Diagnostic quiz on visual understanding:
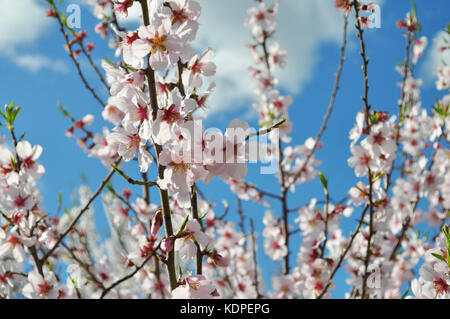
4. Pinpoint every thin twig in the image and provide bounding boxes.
[138,0,177,291]
[41,158,121,263]
[286,14,349,189]
[112,165,157,186]
[250,218,262,298]
[317,205,369,299]
[236,198,246,235]
[352,2,376,298]
[100,255,153,299]
[245,119,285,141]
[49,1,106,108]
[384,32,414,192]
[190,185,203,274]
[80,44,110,91]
